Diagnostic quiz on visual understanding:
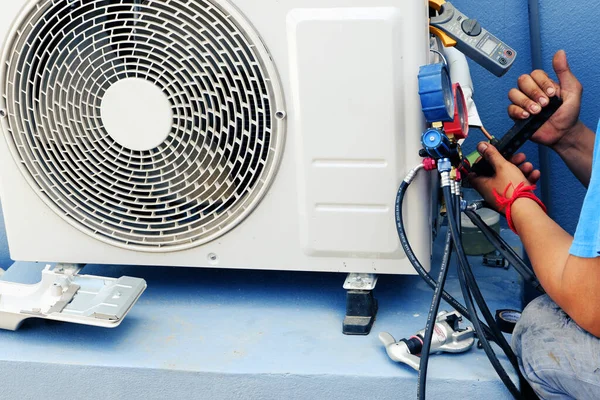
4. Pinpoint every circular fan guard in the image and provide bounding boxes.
[0,0,286,251]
